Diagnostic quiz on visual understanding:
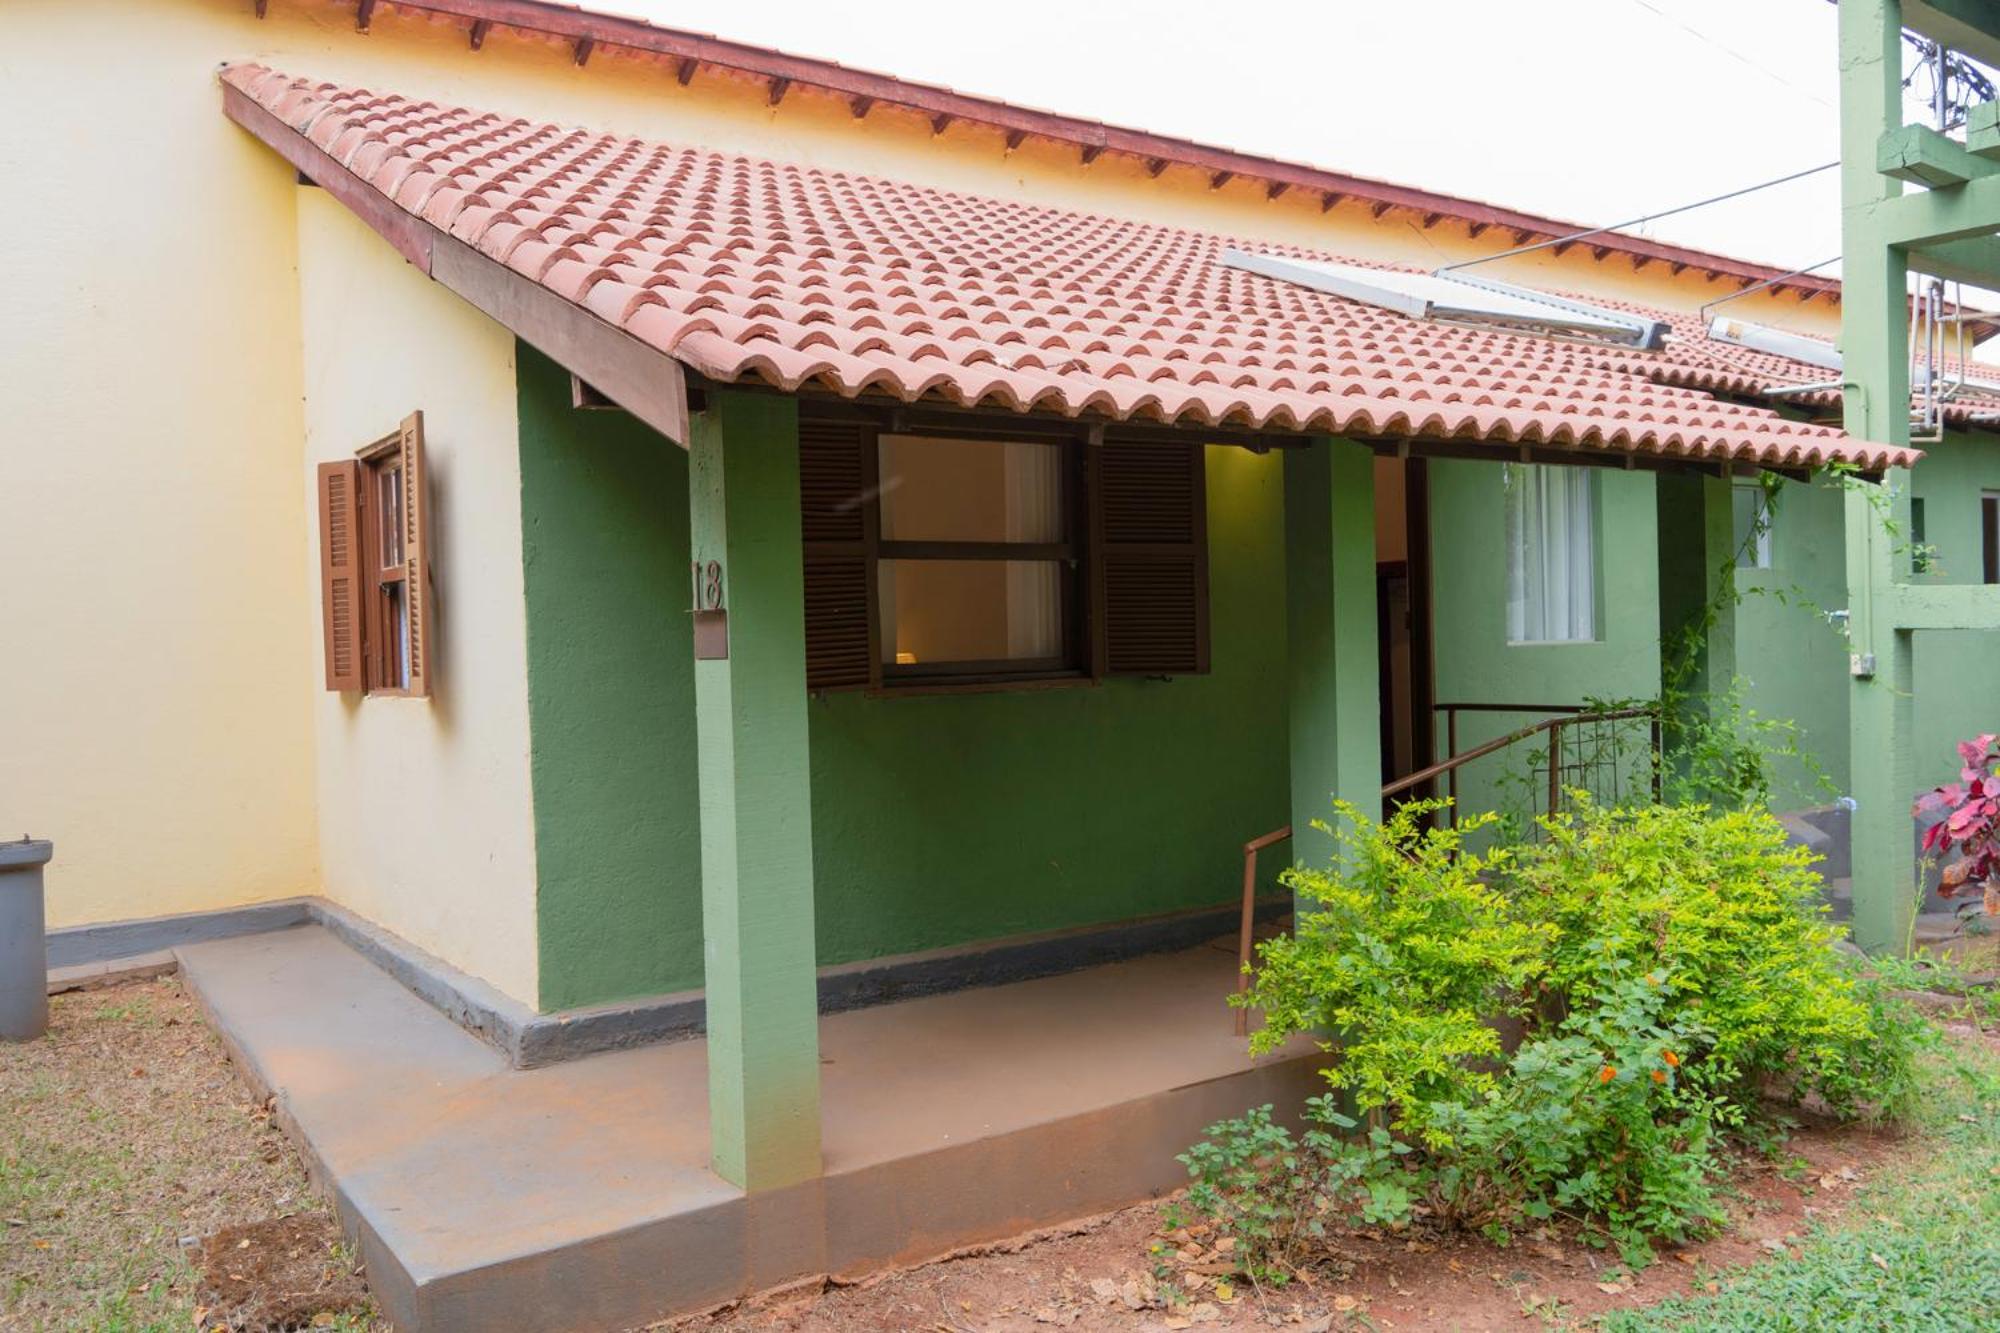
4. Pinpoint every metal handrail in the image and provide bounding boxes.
[1232,702,1662,1032]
